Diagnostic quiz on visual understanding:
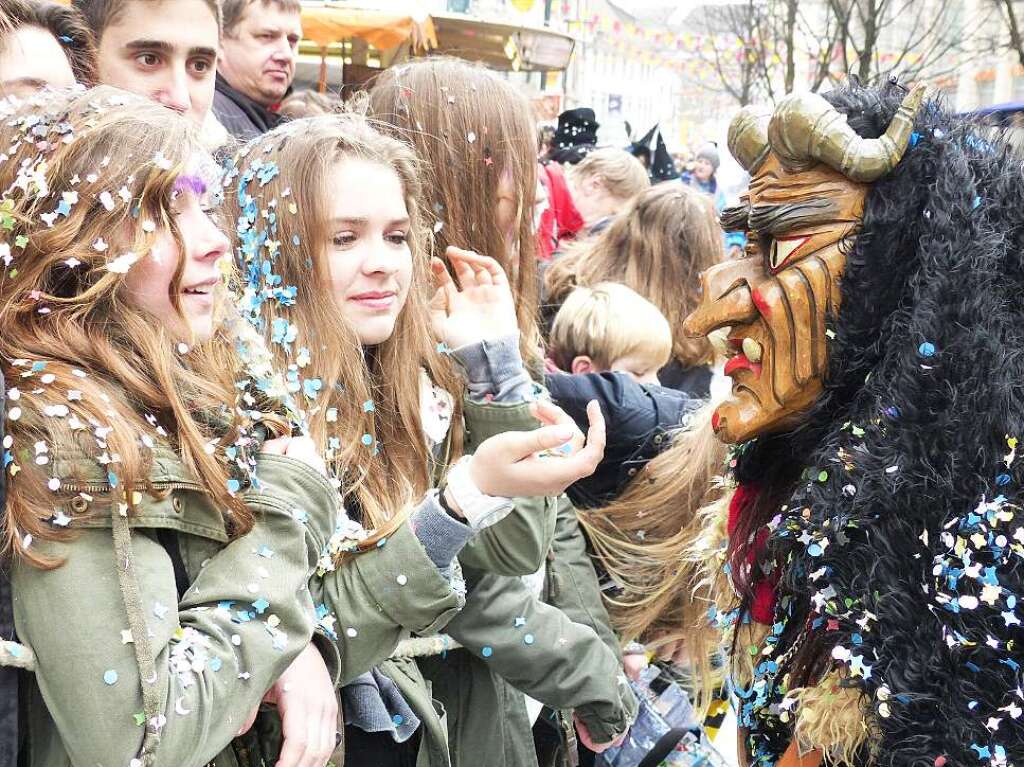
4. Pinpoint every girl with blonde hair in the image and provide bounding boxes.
[566,147,650,233]
[224,112,633,766]
[2,86,345,766]
[546,182,724,396]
